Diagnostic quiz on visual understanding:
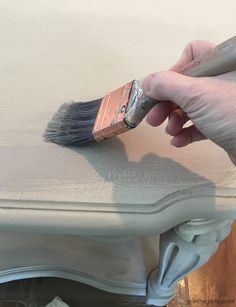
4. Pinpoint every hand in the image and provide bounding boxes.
[142,40,236,165]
